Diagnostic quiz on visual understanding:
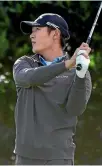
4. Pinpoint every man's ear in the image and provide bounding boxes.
[53,29,60,40]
